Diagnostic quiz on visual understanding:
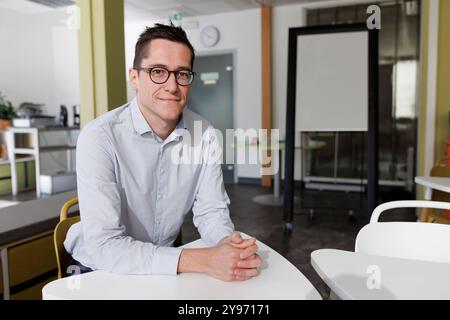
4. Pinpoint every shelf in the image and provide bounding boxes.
[38,126,80,132]
[4,126,78,197]
[10,146,76,155]
[40,145,76,152]
[0,156,35,165]
[12,148,36,155]
[8,126,80,133]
